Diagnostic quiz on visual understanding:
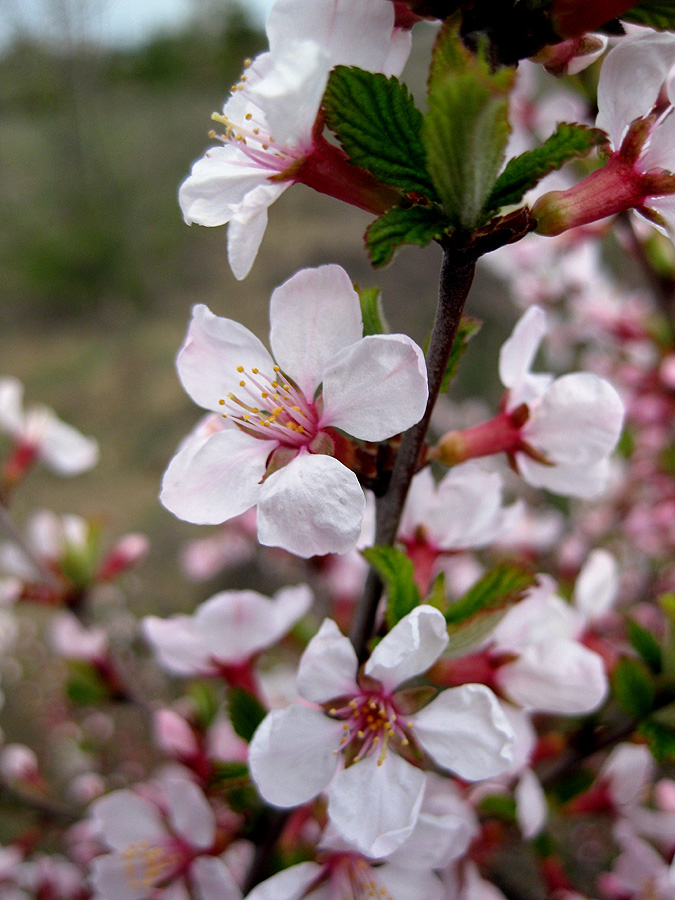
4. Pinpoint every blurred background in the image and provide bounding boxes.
[0,0,507,611]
